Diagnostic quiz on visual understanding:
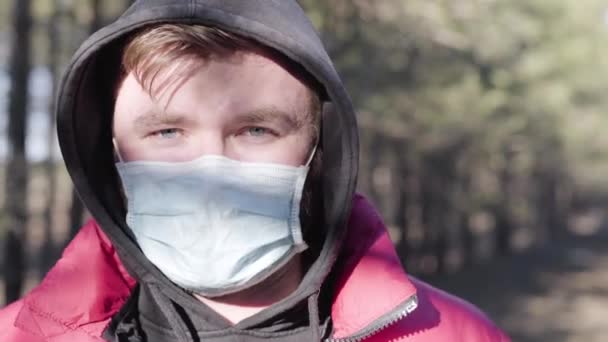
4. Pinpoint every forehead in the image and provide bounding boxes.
[115,51,313,121]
